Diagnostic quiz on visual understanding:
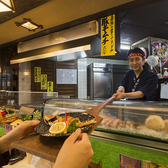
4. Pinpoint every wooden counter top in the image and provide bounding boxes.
[11,133,66,162]
[11,133,102,168]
